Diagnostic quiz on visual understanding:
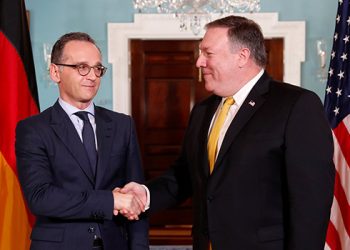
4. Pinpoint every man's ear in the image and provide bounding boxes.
[49,63,60,83]
[238,48,251,68]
